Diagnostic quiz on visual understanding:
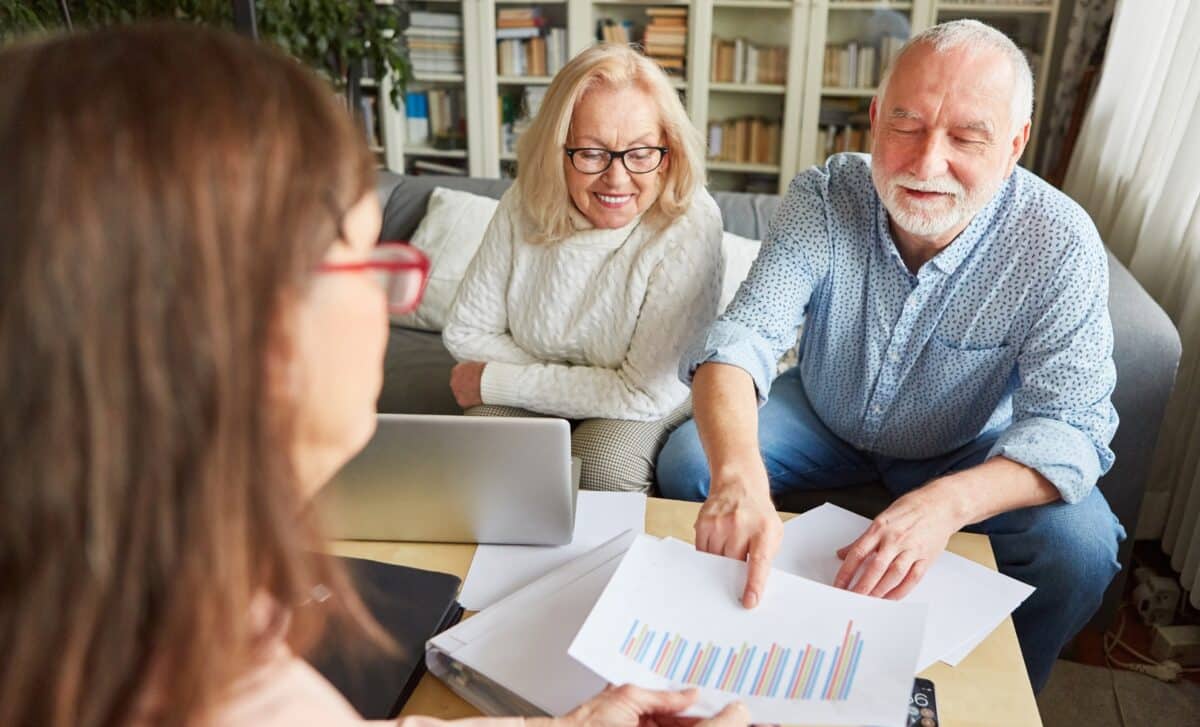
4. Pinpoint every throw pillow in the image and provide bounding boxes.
[718,231,802,374]
[391,187,500,331]
[719,231,762,313]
